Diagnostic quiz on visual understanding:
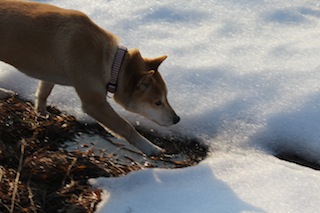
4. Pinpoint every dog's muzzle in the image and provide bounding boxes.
[173,115,180,124]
